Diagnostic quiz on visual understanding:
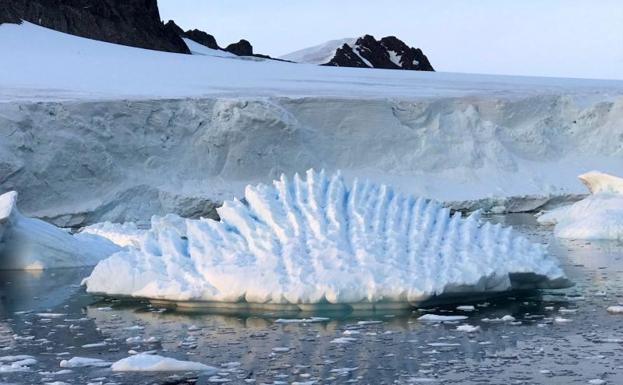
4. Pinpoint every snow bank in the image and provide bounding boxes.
[538,171,623,240]
[84,170,569,307]
[111,354,216,373]
[0,191,120,269]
